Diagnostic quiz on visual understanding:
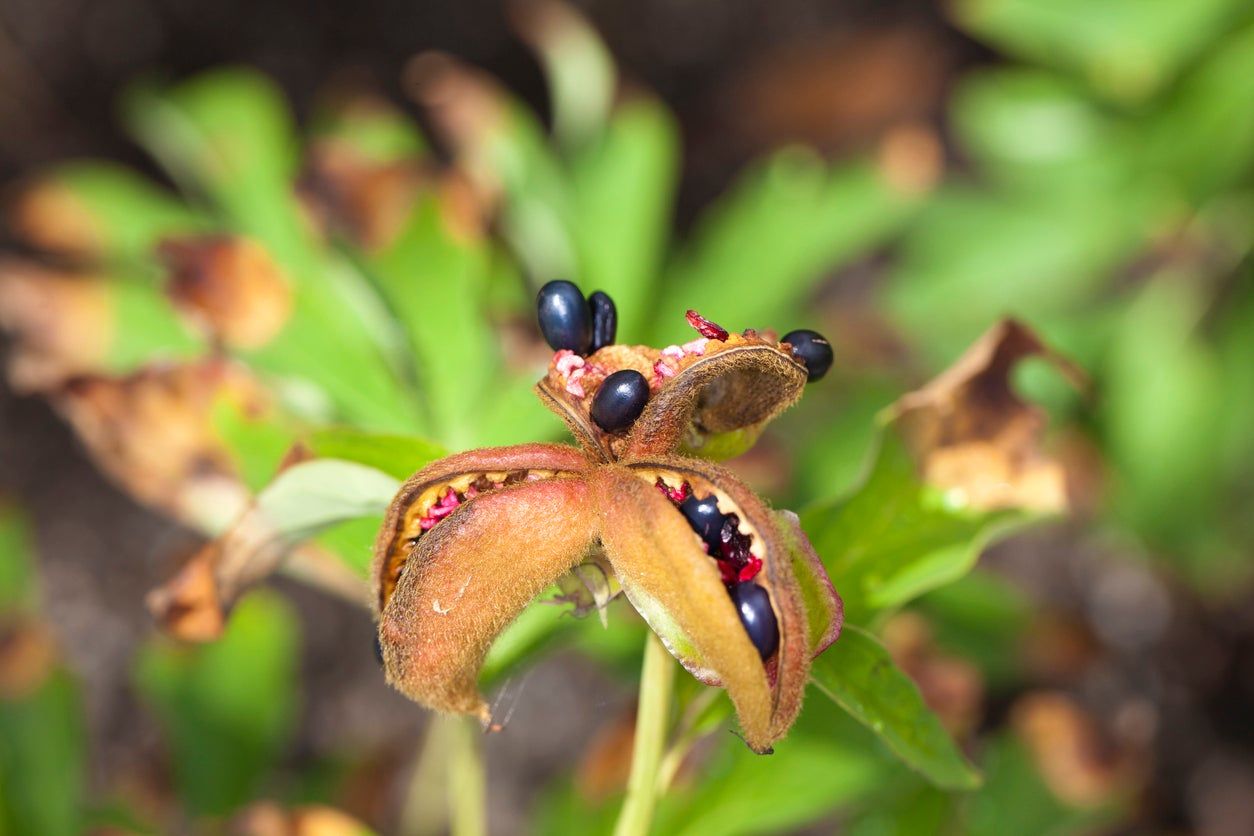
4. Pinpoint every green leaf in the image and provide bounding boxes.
[367,194,499,446]
[1143,23,1254,200]
[963,736,1119,835]
[951,0,1245,102]
[211,399,297,494]
[134,591,298,816]
[126,69,424,432]
[472,372,564,448]
[568,99,679,341]
[30,162,208,262]
[246,459,400,545]
[0,506,35,611]
[810,625,982,790]
[657,732,887,836]
[105,274,204,372]
[660,154,920,342]
[196,458,399,599]
[523,1,617,148]
[124,68,299,245]
[914,572,1033,689]
[485,101,577,282]
[0,671,86,836]
[314,516,384,579]
[950,68,1133,191]
[1099,275,1228,556]
[802,432,1030,624]
[305,427,445,480]
[885,185,1158,362]
[309,97,428,162]
[479,596,573,688]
